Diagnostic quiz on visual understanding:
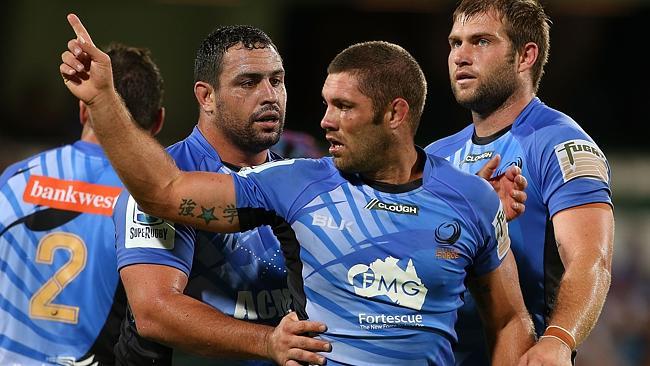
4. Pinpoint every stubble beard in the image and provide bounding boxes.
[217,107,285,154]
[332,113,390,175]
[453,57,518,116]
